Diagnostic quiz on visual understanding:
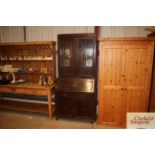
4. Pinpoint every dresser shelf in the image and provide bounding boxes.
[0,41,56,118]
